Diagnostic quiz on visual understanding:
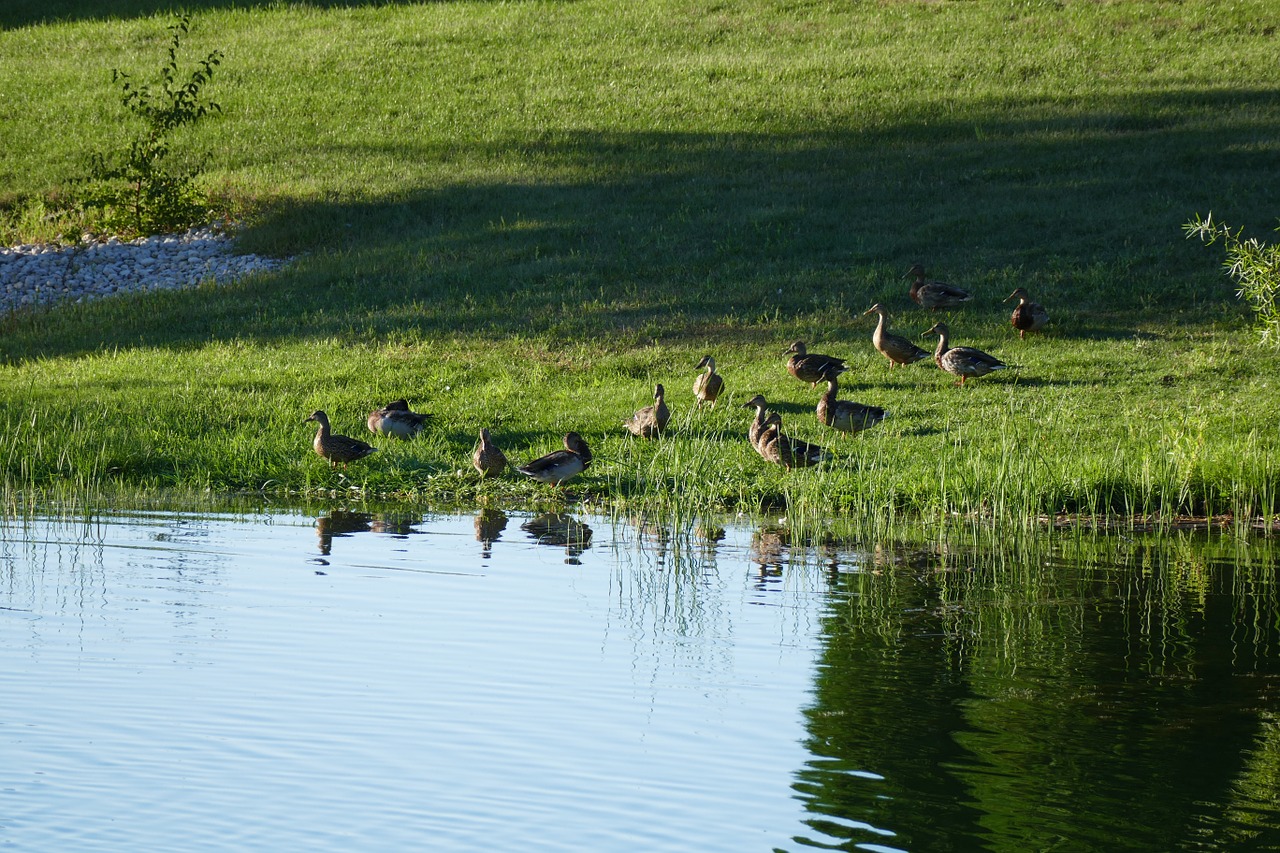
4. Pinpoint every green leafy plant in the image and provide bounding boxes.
[85,15,222,236]
[1186,213,1280,348]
